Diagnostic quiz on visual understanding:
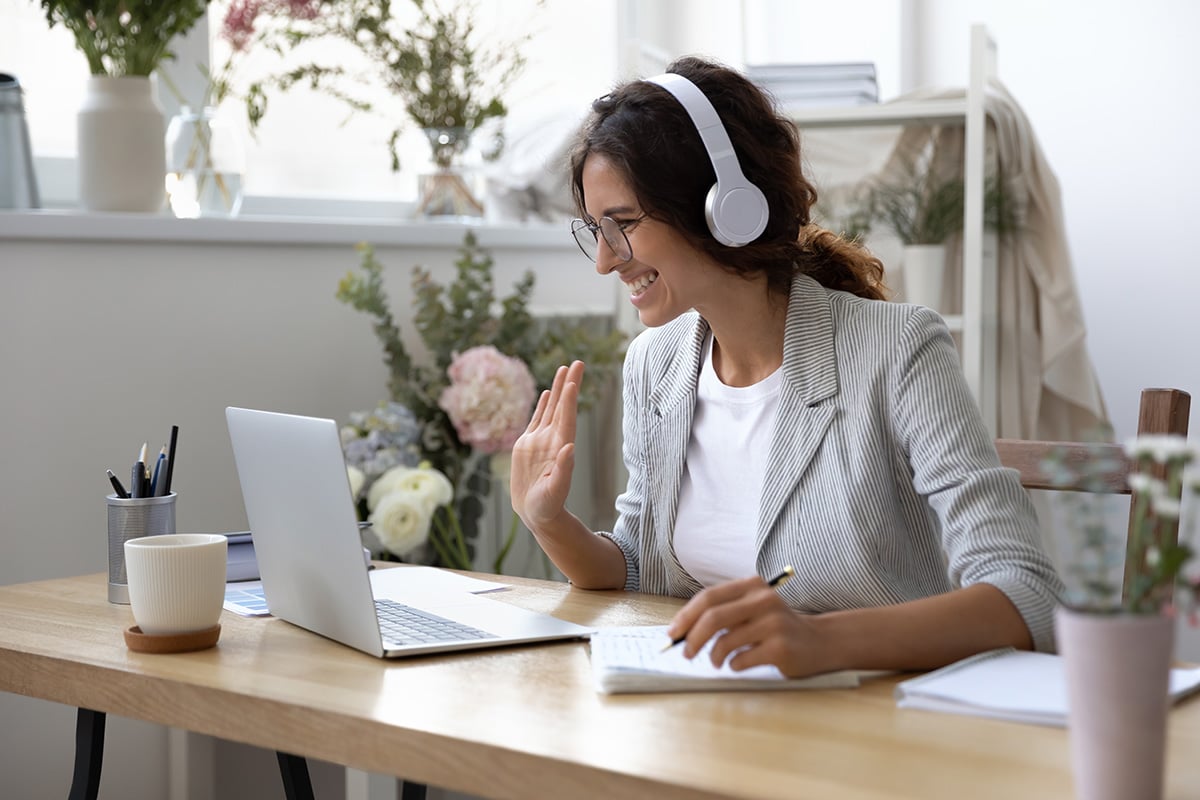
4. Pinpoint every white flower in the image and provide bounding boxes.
[369,490,432,556]
[392,465,454,510]
[1125,435,1195,464]
[347,465,365,500]
[1127,472,1158,493]
[1146,546,1161,568]
[368,466,416,511]
[367,464,453,512]
[1151,495,1182,519]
